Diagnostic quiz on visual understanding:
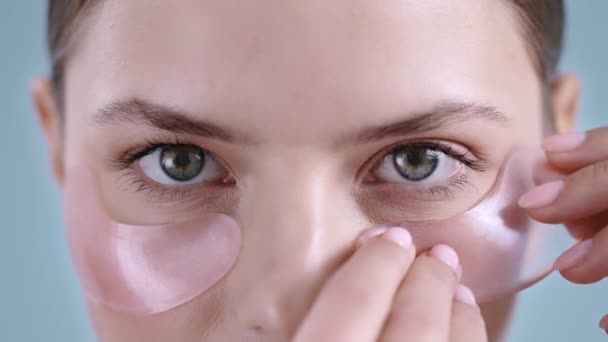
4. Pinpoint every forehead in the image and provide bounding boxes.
[65,0,538,143]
